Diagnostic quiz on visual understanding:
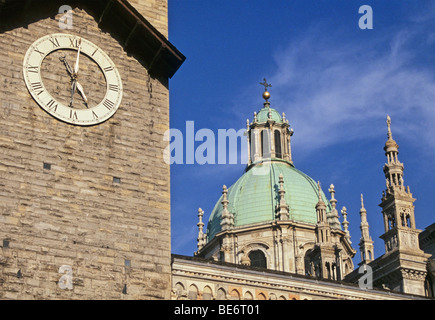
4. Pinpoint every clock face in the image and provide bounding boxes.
[23,33,123,125]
